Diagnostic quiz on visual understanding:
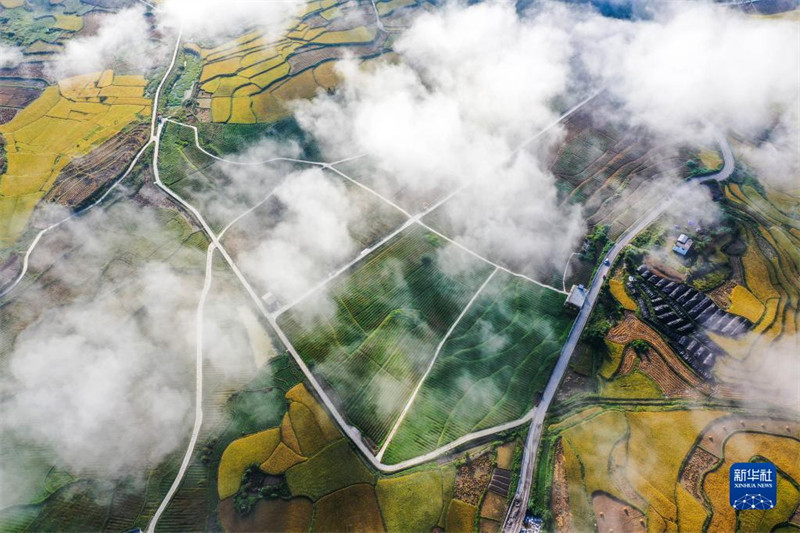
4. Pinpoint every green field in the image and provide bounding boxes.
[278,225,495,447]
[382,271,572,463]
[279,227,573,460]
